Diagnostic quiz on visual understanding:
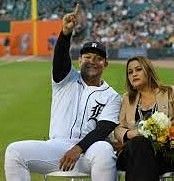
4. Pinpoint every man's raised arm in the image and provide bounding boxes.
[52,4,80,83]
